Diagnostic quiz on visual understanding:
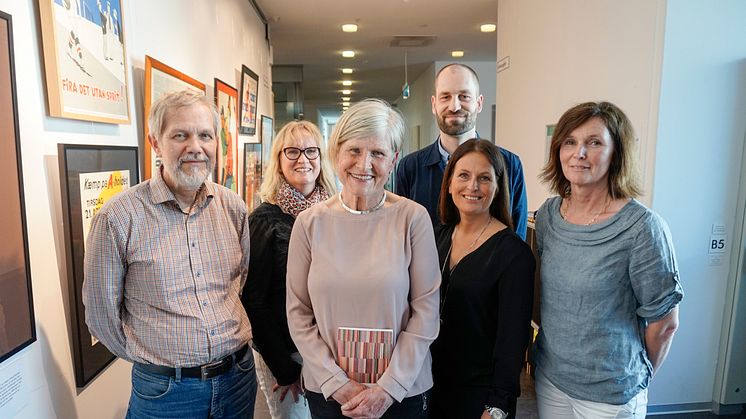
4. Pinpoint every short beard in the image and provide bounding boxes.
[163,154,213,191]
[437,111,477,136]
